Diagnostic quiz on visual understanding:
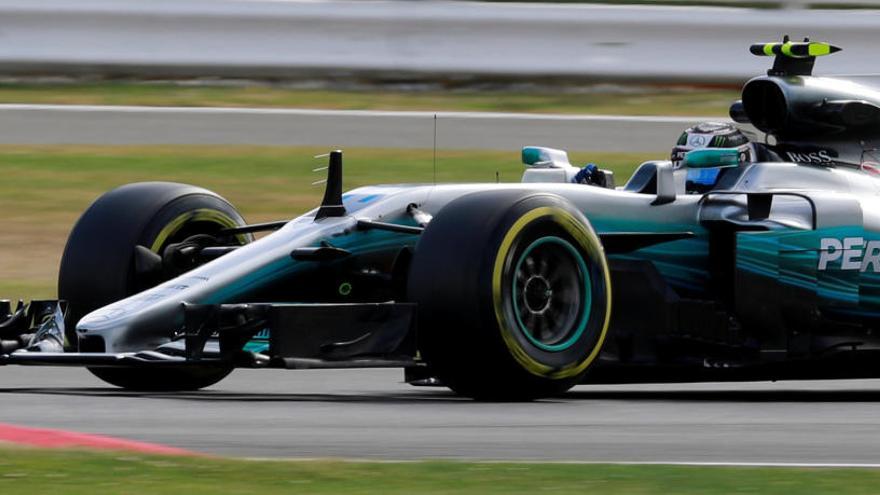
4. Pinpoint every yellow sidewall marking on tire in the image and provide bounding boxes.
[491,206,612,379]
[150,209,243,253]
